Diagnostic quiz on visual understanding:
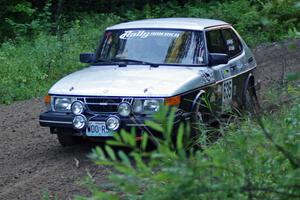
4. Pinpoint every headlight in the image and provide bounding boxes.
[54,97,76,111]
[73,114,87,129]
[143,99,160,113]
[118,102,132,117]
[71,101,85,115]
[133,99,163,114]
